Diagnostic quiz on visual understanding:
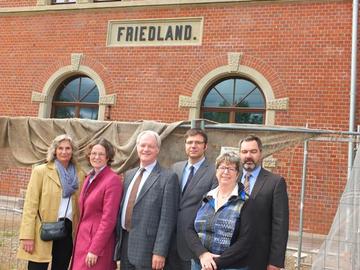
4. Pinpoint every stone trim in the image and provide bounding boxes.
[37,56,107,120]
[267,97,289,111]
[78,0,93,3]
[178,95,198,108]
[187,53,276,124]
[263,156,277,168]
[1,1,279,13]
[228,52,243,72]
[31,91,48,103]
[36,0,50,5]
[71,53,83,71]
[99,94,116,105]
